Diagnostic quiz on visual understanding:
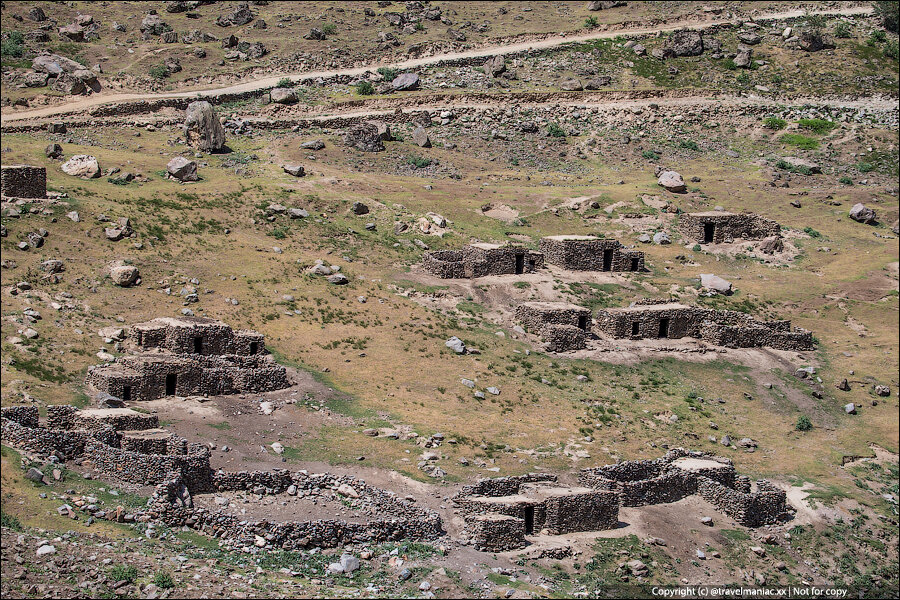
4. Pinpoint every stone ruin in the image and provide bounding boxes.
[454,474,619,551]
[85,316,290,401]
[594,300,815,351]
[678,212,781,245]
[1,165,47,199]
[515,302,592,352]
[1,404,444,550]
[579,448,791,528]
[422,243,543,279]
[540,235,645,272]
